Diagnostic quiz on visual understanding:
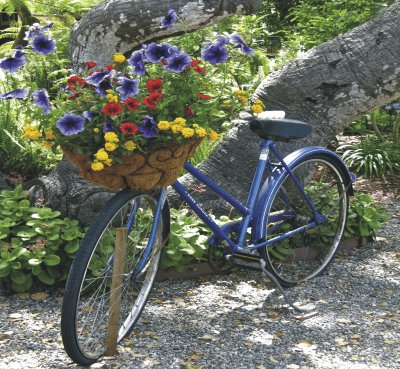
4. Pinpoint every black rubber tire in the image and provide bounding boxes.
[259,154,349,287]
[61,188,167,365]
